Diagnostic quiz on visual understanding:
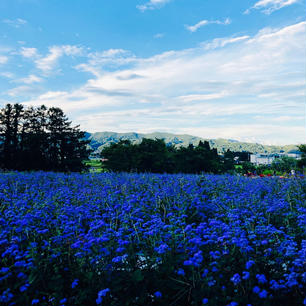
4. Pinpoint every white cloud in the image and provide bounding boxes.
[202,36,250,50]
[0,55,8,64]
[75,48,135,77]
[178,92,229,102]
[20,47,39,58]
[21,21,306,145]
[39,91,68,100]
[2,18,27,28]
[35,45,84,73]
[177,124,305,145]
[137,0,171,12]
[186,18,231,32]
[16,74,43,84]
[0,72,14,78]
[244,0,299,14]
[154,33,165,39]
[7,85,40,97]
